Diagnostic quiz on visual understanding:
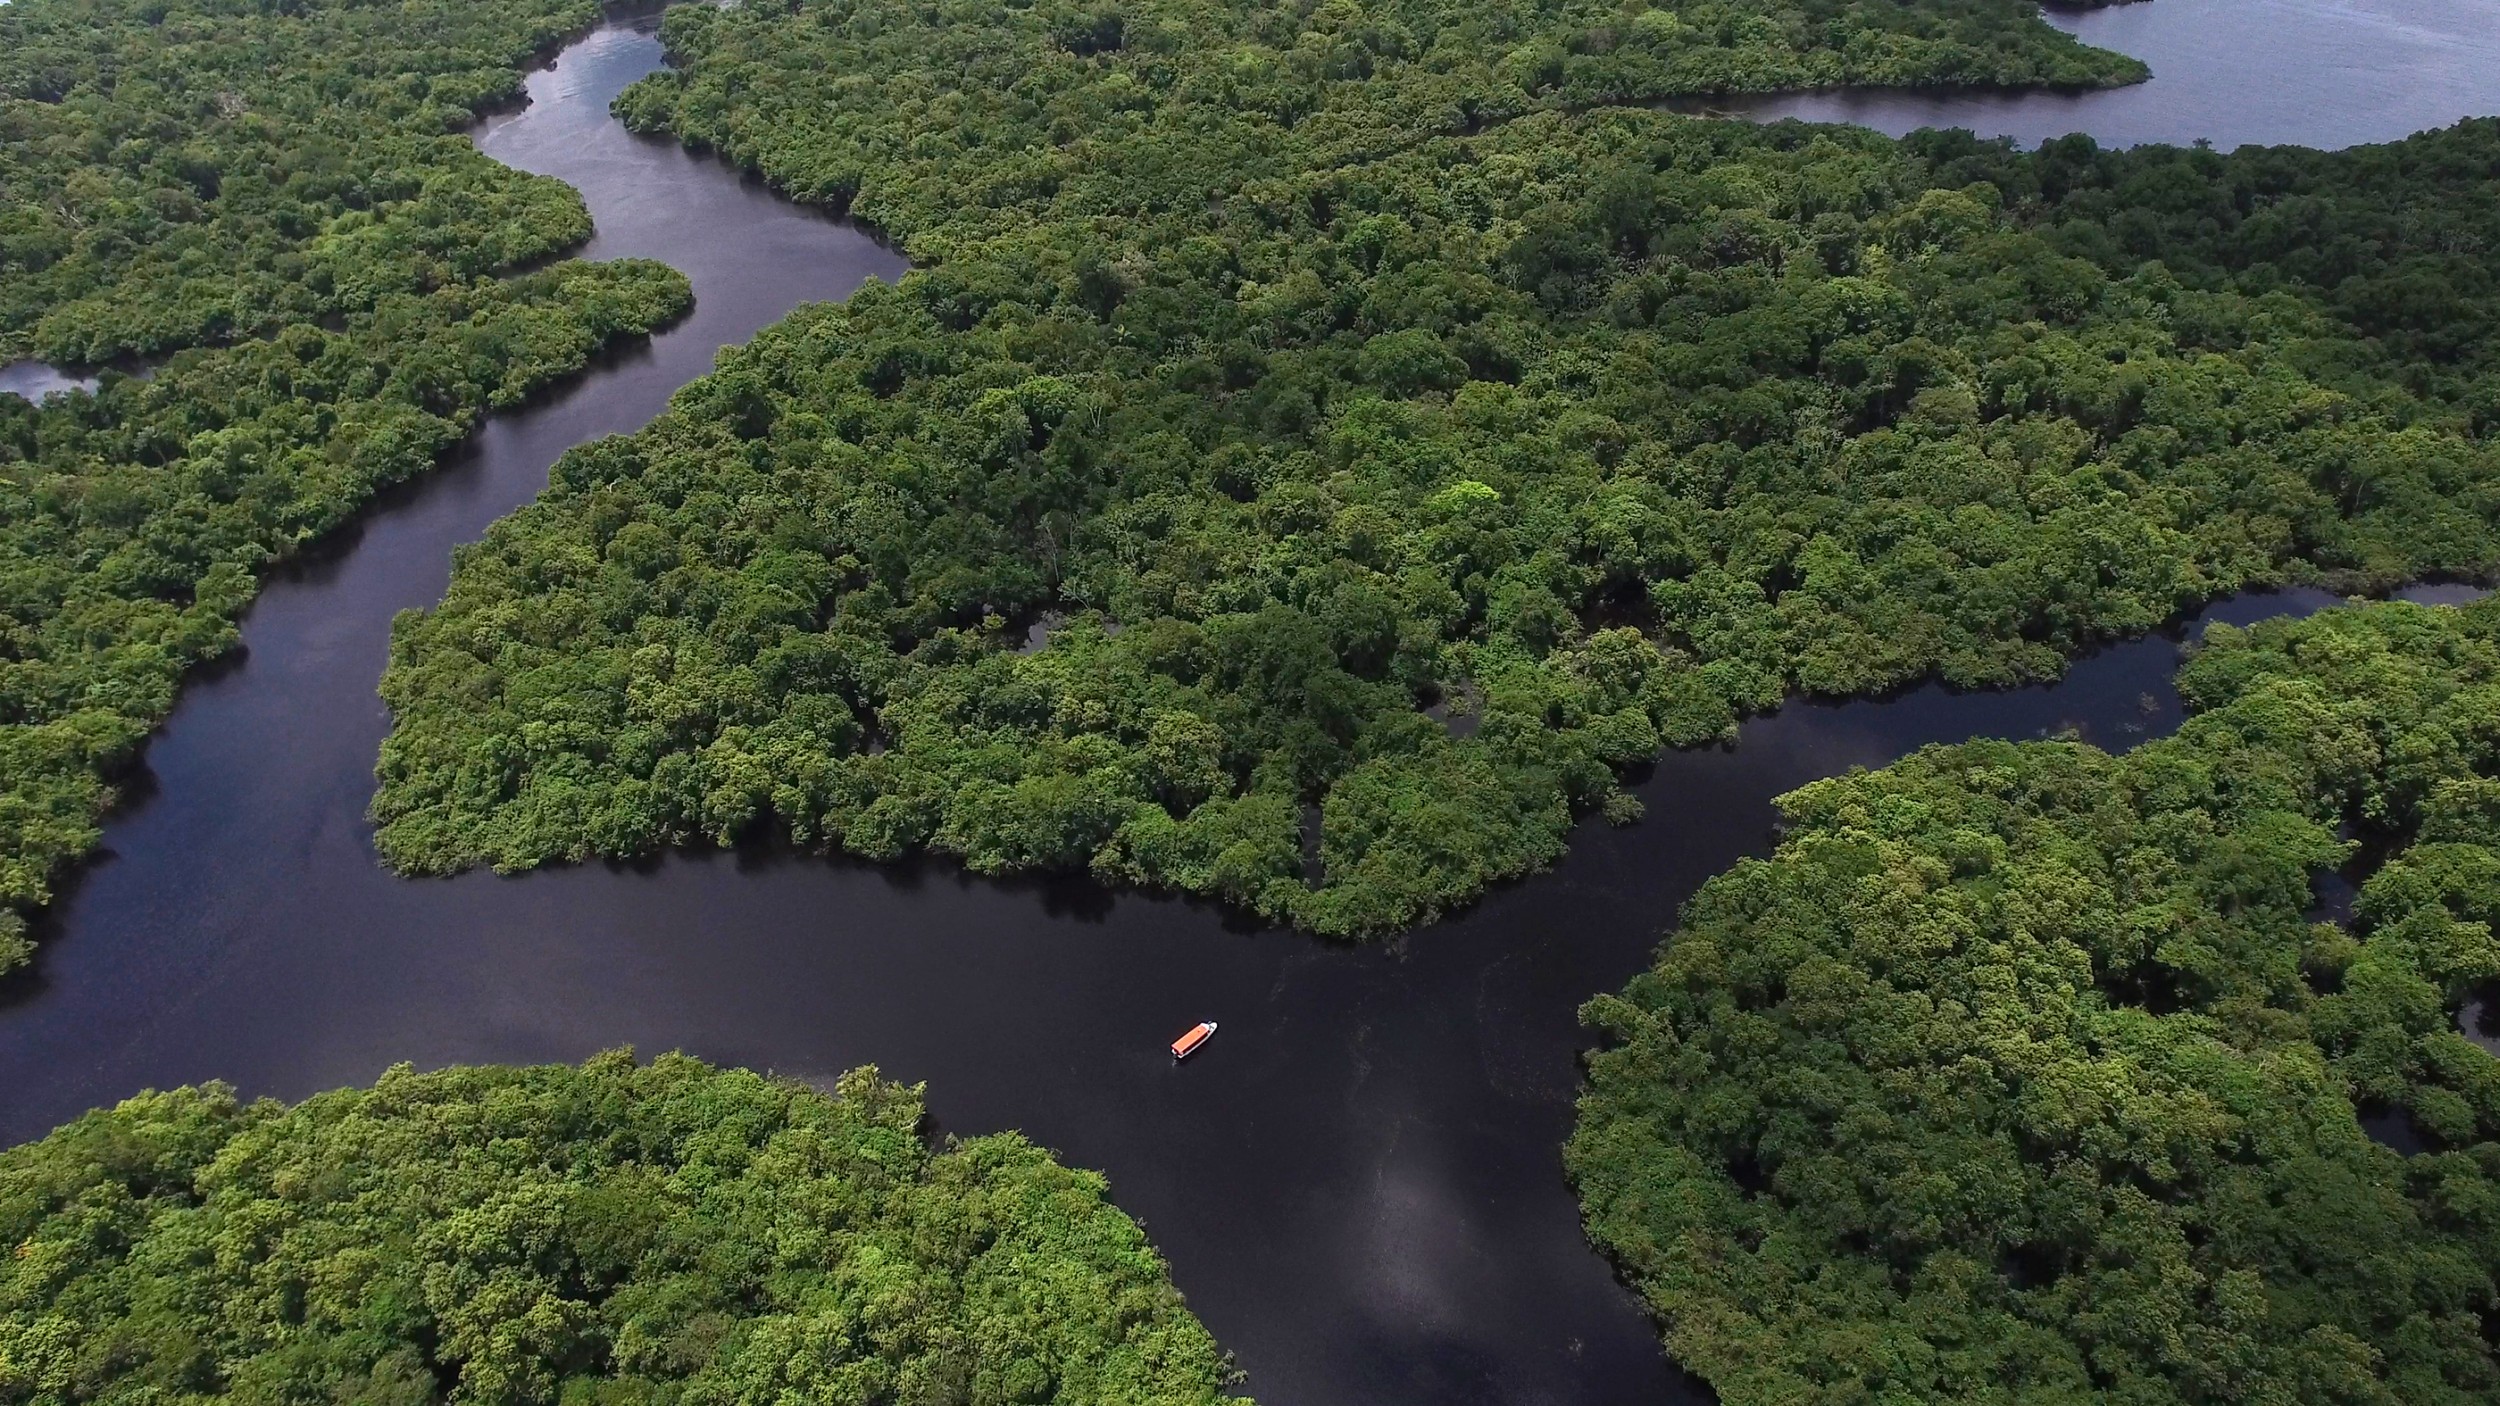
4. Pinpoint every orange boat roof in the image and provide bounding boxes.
[1170,1021,1216,1058]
